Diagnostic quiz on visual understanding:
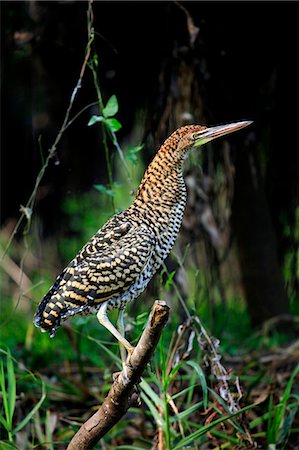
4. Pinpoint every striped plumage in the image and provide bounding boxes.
[34,122,252,345]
